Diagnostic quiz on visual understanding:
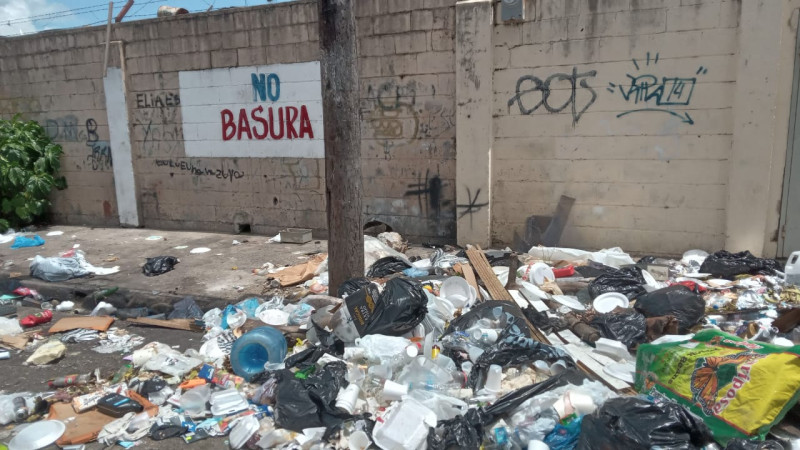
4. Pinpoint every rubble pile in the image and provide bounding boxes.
[1,236,800,449]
